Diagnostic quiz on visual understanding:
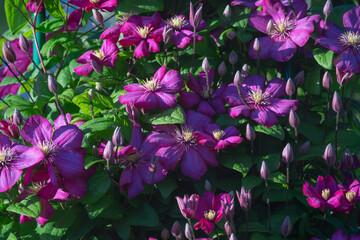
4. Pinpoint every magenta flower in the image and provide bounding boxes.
[100,14,132,41]
[180,69,226,116]
[316,6,360,73]
[248,0,320,62]
[0,135,43,192]
[176,194,200,219]
[21,115,85,188]
[327,180,360,214]
[68,0,119,12]
[119,12,164,58]
[53,113,86,129]
[303,175,338,211]
[193,191,230,234]
[0,117,20,139]
[231,0,262,10]
[26,0,44,13]
[225,74,298,127]
[74,39,119,76]
[194,123,243,150]
[119,66,184,110]
[311,229,360,240]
